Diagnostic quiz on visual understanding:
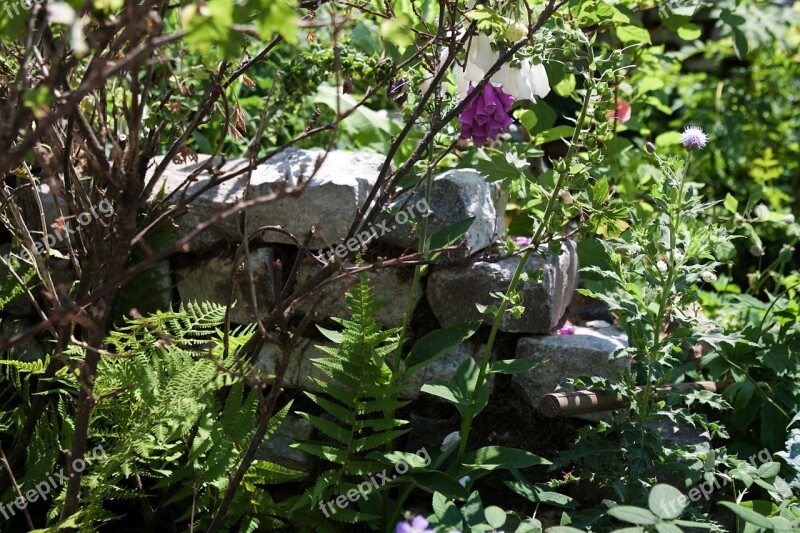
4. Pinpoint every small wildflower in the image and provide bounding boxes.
[513,236,531,247]
[750,244,765,257]
[441,431,461,451]
[396,515,435,533]
[656,260,668,272]
[681,126,708,151]
[701,271,717,283]
[784,214,796,224]
[608,99,631,123]
[557,325,575,335]
[671,249,685,263]
[459,83,515,147]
